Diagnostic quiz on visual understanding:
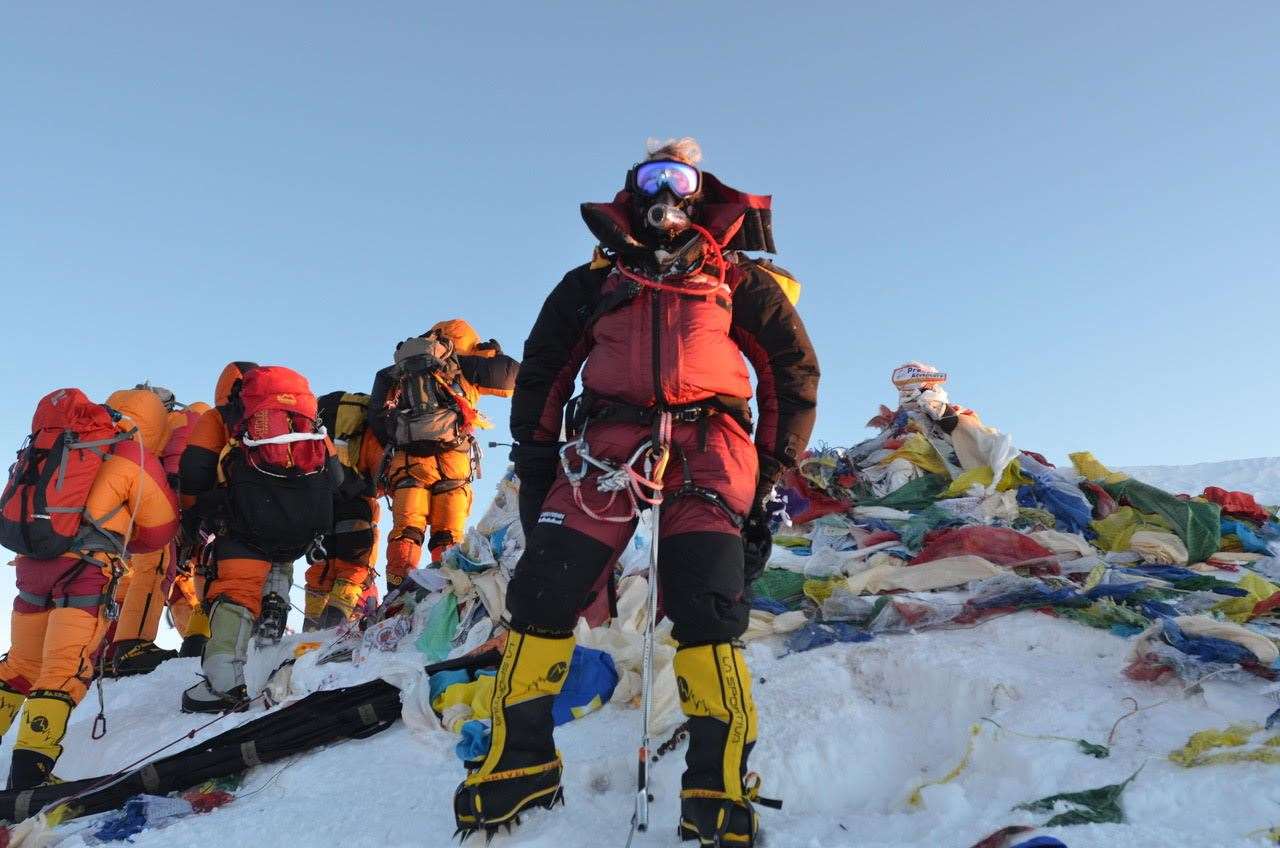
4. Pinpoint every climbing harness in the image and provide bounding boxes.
[560,413,673,525]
